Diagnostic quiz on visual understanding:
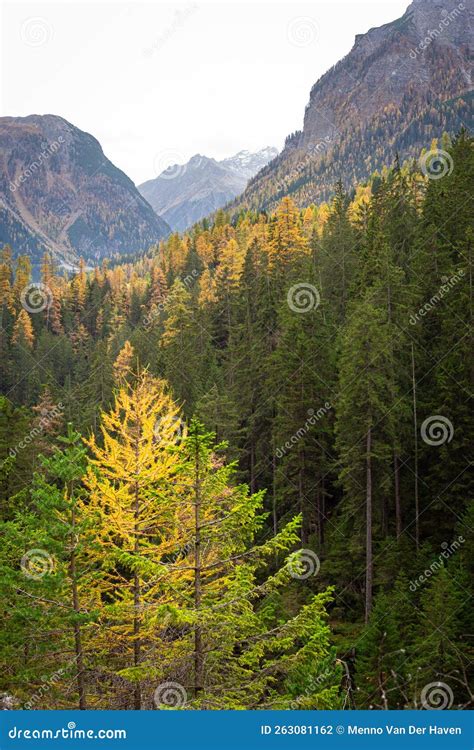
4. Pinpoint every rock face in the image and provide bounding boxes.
[0,115,170,266]
[233,0,473,212]
[139,147,278,232]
